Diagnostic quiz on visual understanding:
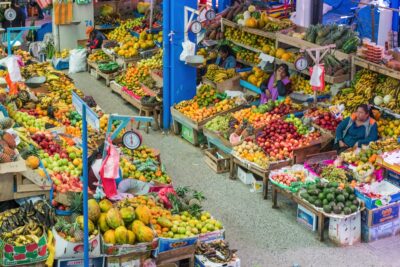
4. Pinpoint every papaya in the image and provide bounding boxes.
[120,207,135,225]
[98,213,110,233]
[132,220,145,235]
[137,225,155,243]
[88,199,101,223]
[115,226,128,245]
[76,216,94,233]
[103,229,116,245]
[127,230,136,245]
[157,217,173,228]
[106,208,124,229]
[135,205,151,225]
[99,199,113,213]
